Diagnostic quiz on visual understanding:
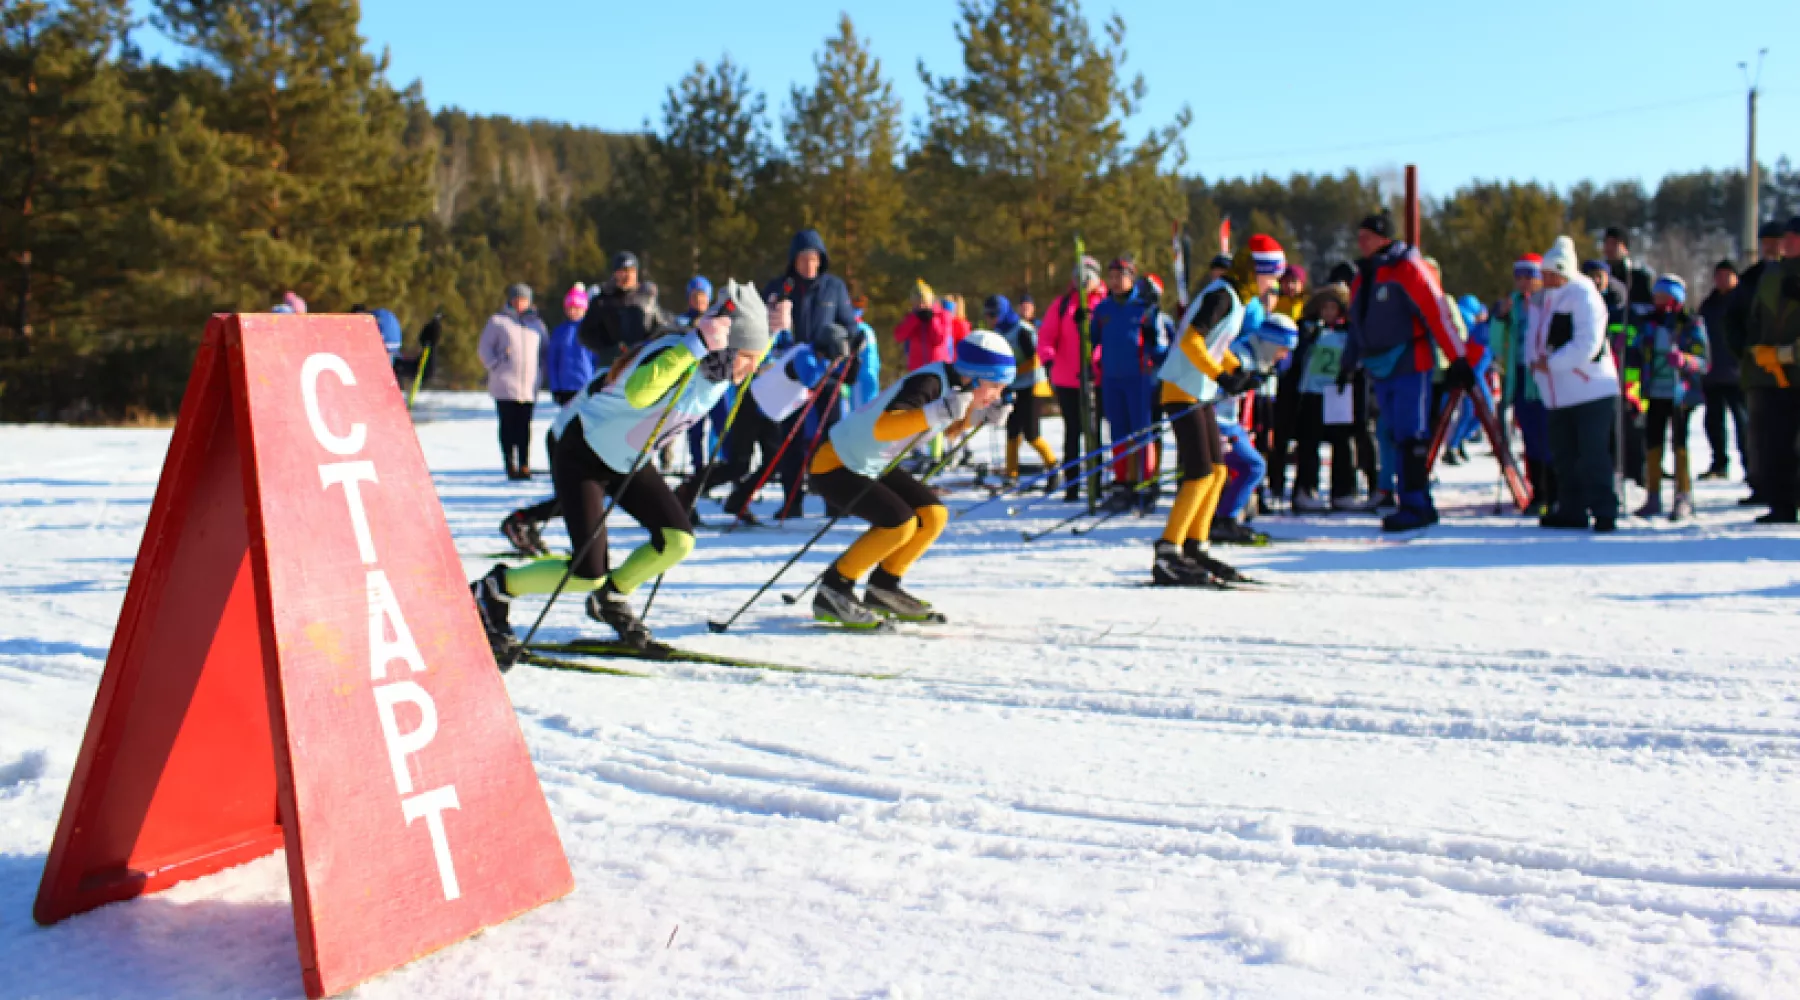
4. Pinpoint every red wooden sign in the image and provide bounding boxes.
[34,314,573,997]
